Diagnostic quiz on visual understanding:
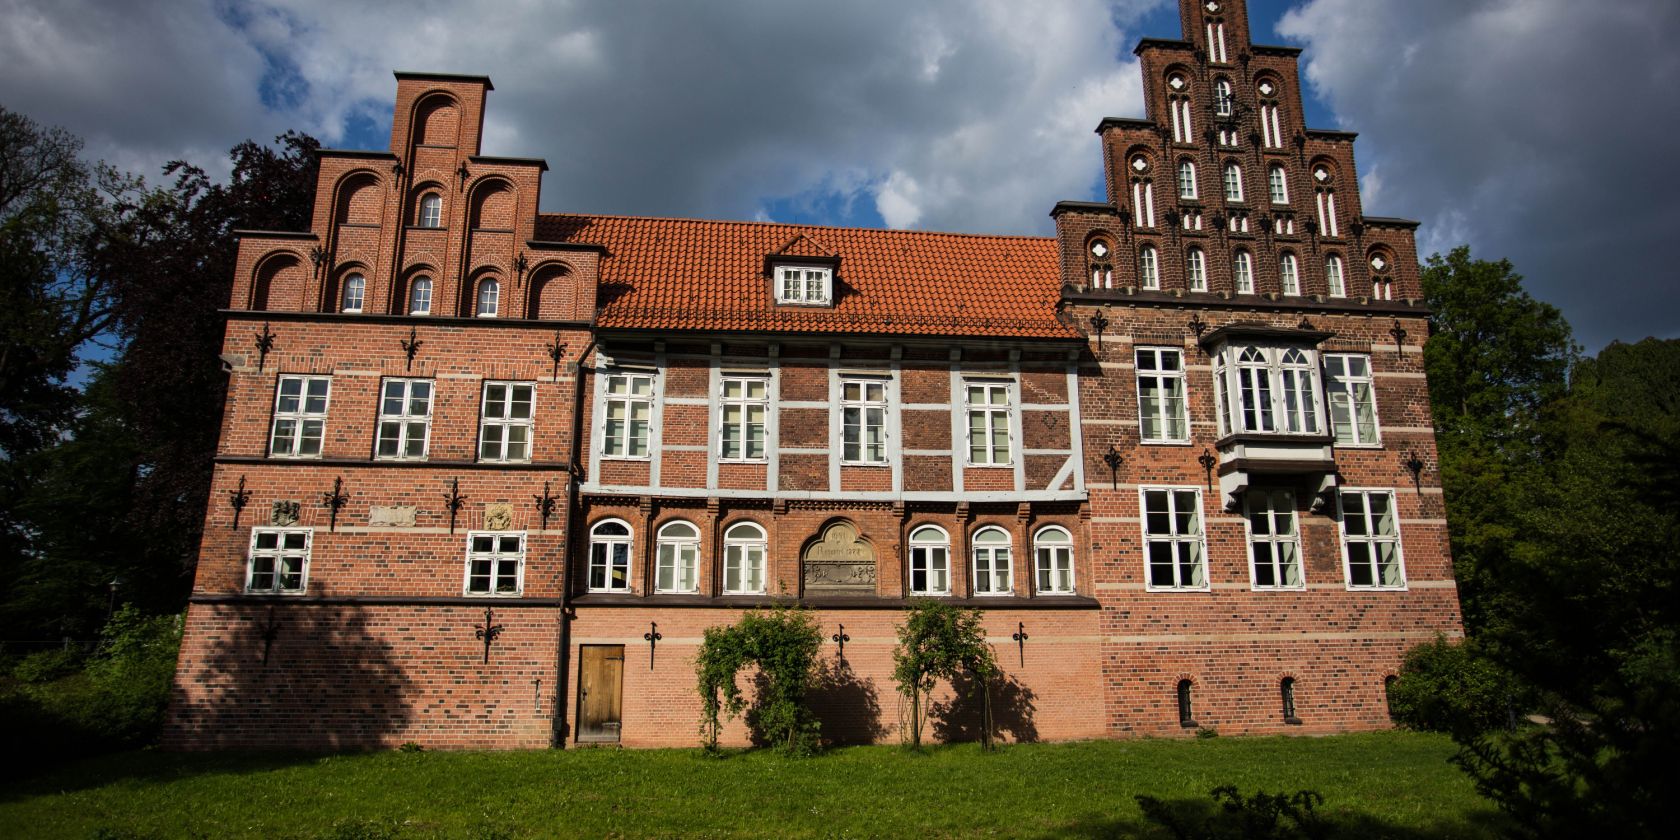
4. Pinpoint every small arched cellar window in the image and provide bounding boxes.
[1384,675,1399,720]
[408,276,432,315]
[1177,679,1197,728]
[476,278,500,317]
[418,192,443,228]
[1282,677,1301,724]
[340,273,365,313]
